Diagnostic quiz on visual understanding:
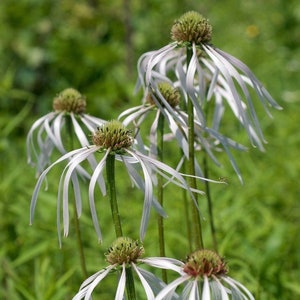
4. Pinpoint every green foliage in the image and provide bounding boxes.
[1,0,299,299]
